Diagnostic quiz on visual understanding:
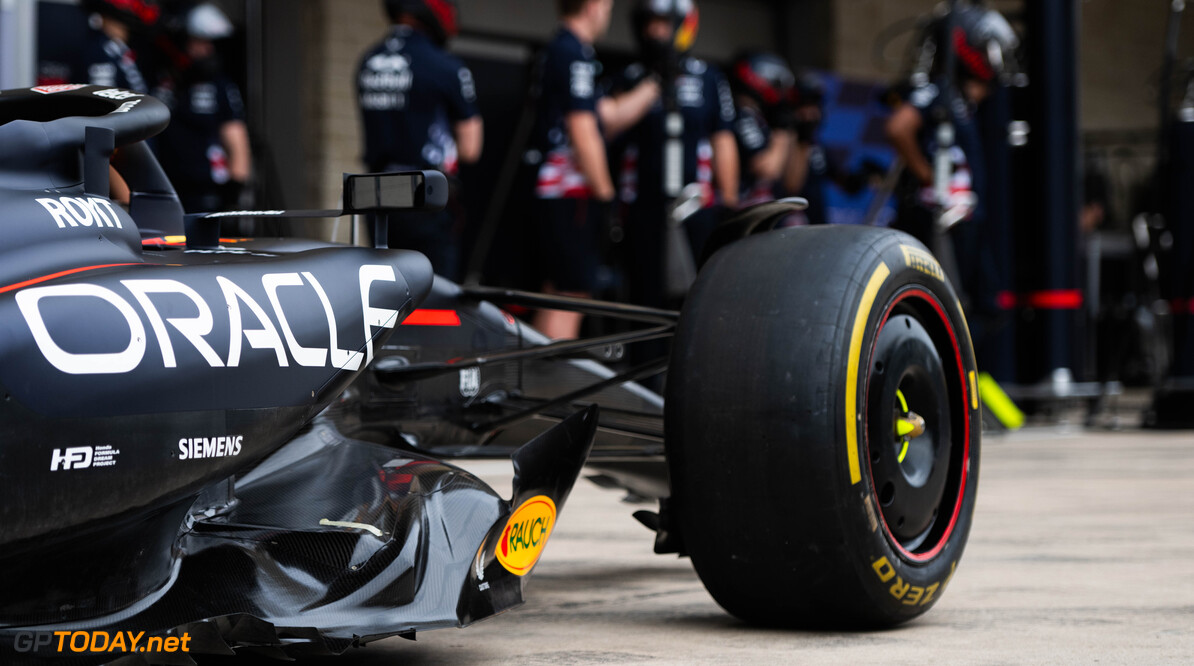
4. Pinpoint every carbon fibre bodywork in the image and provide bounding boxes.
[0,85,650,661]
